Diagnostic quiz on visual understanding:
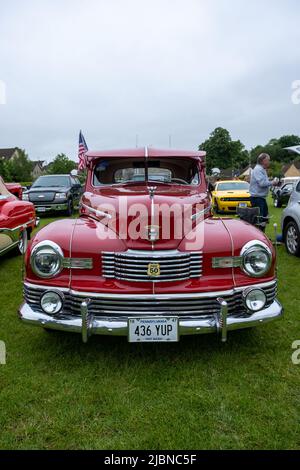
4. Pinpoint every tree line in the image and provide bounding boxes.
[0,152,77,183]
[200,128,300,176]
